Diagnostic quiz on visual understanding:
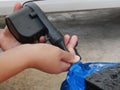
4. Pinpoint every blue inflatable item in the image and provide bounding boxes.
[61,62,119,90]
